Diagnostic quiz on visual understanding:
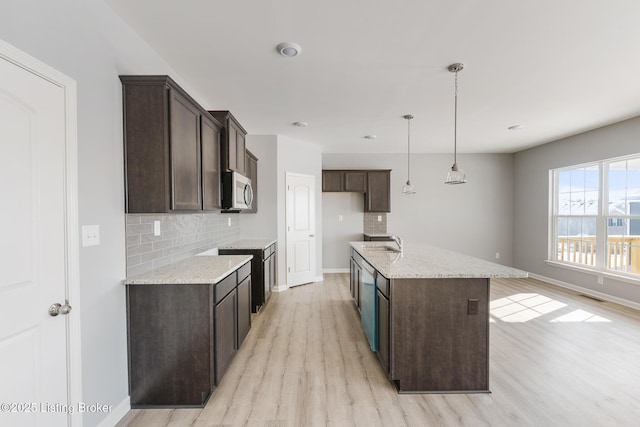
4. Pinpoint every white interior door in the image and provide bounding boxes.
[0,44,77,426]
[286,173,316,287]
